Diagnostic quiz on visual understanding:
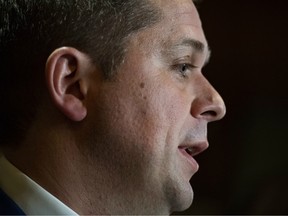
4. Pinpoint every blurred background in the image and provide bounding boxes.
[176,0,288,214]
